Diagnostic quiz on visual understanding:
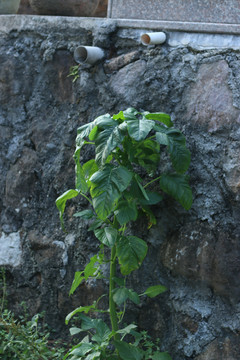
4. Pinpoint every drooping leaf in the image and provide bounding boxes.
[56,189,79,229]
[74,209,95,219]
[160,174,192,210]
[145,112,173,127]
[65,305,96,324]
[69,271,84,295]
[116,236,148,275]
[141,205,157,228]
[76,123,95,145]
[90,164,133,220]
[89,125,99,141]
[127,289,140,305]
[168,140,191,174]
[116,324,137,336]
[95,124,125,166]
[143,285,167,298]
[84,254,101,280]
[94,227,118,247]
[114,200,138,226]
[114,340,143,360]
[73,147,88,193]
